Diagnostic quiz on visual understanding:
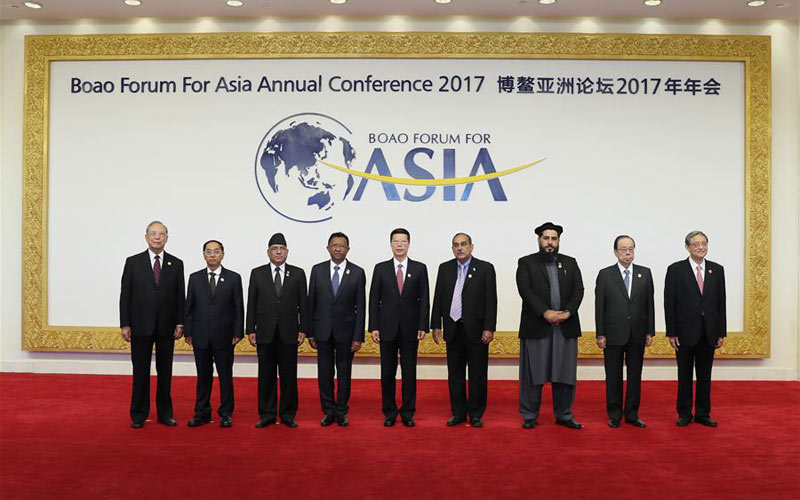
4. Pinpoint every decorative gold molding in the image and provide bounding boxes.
[22,32,771,358]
